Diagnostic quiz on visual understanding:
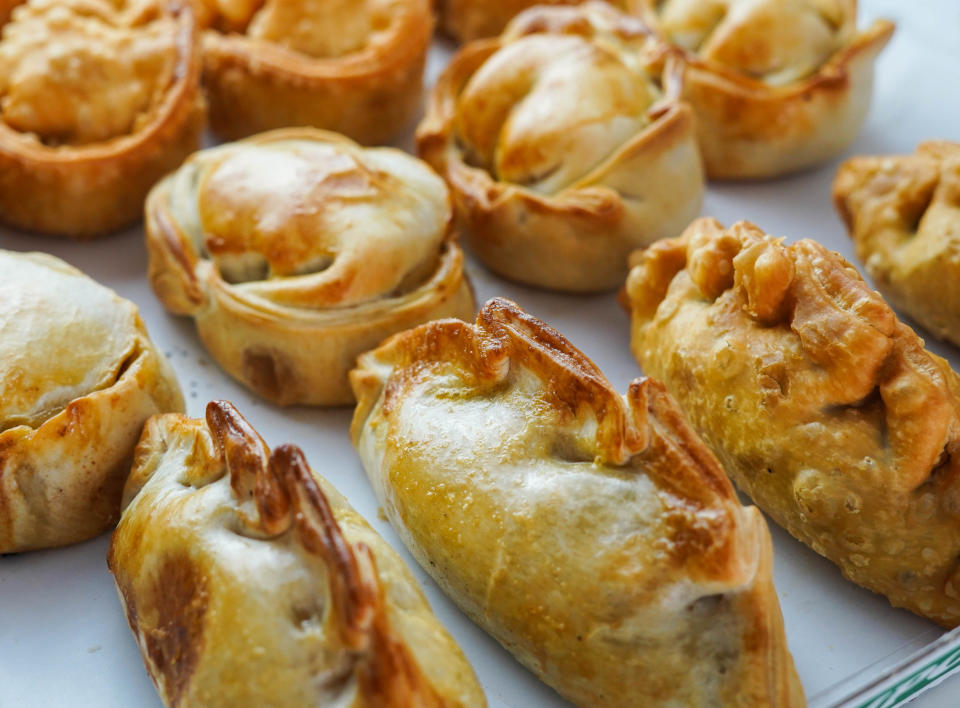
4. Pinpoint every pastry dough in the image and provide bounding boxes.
[638,0,894,178]
[351,298,804,706]
[0,0,205,237]
[435,0,631,42]
[626,218,960,626]
[146,128,475,406]
[418,2,704,292]
[0,250,183,553]
[834,141,960,347]
[108,400,485,707]
[198,0,431,144]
